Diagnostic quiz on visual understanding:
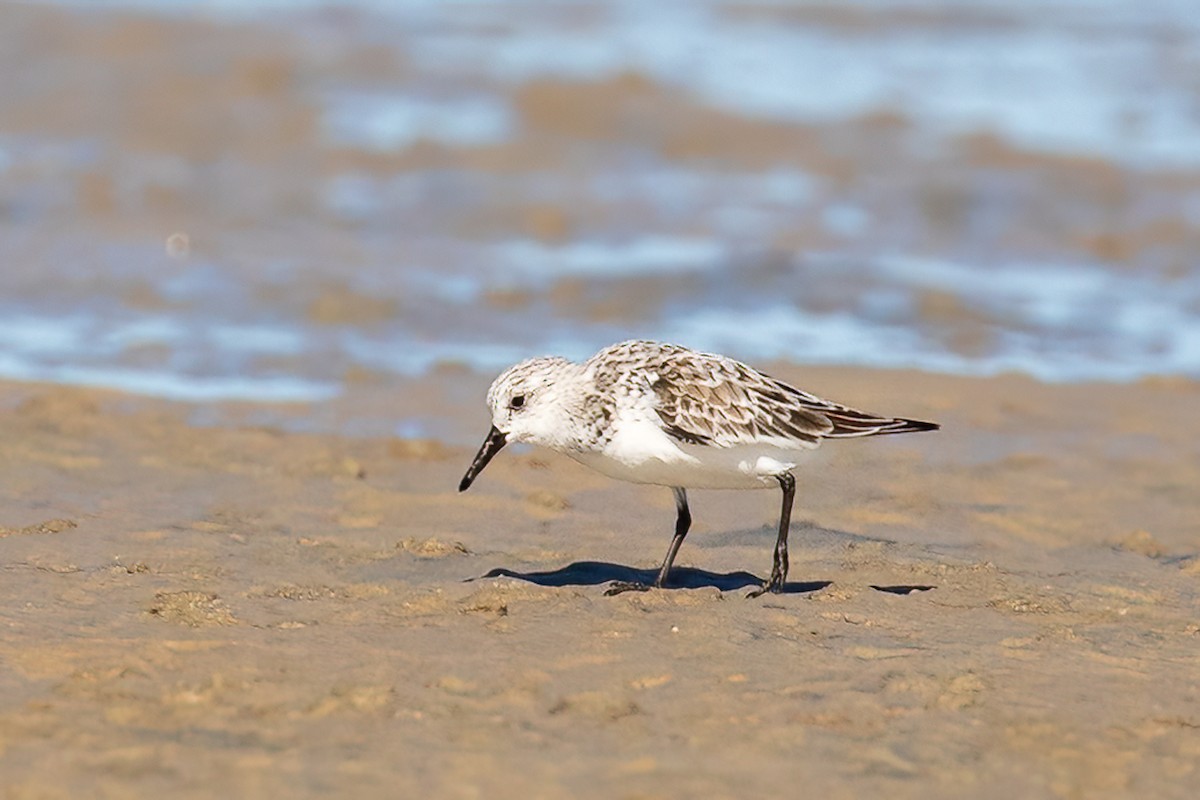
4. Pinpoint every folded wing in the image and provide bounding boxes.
[640,345,938,448]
